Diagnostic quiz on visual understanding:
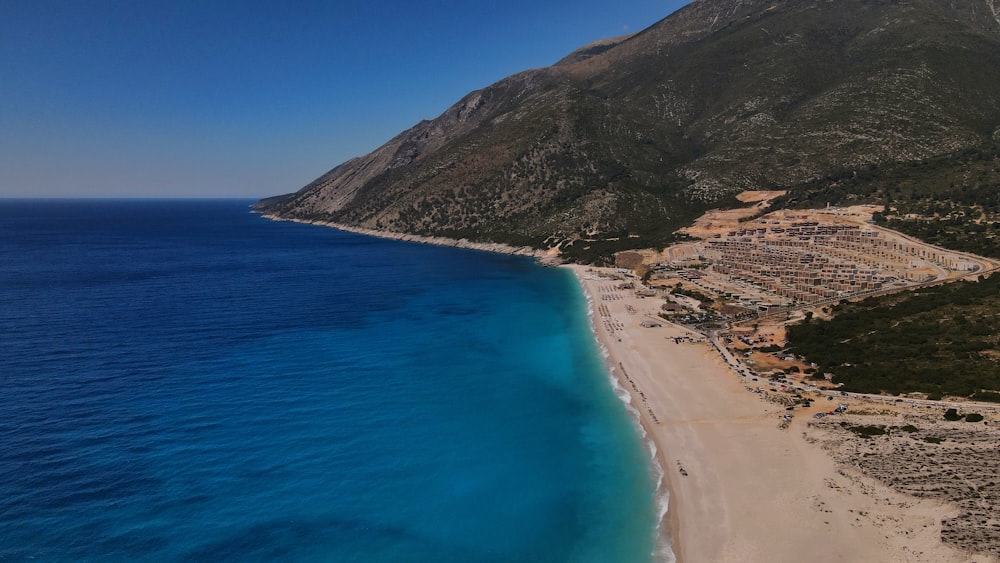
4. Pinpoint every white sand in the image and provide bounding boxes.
[570,265,985,563]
